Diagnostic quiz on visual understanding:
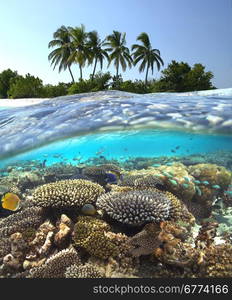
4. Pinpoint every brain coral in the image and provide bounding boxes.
[31,179,105,209]
[96,188,191,226]
[28,247,81,278]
